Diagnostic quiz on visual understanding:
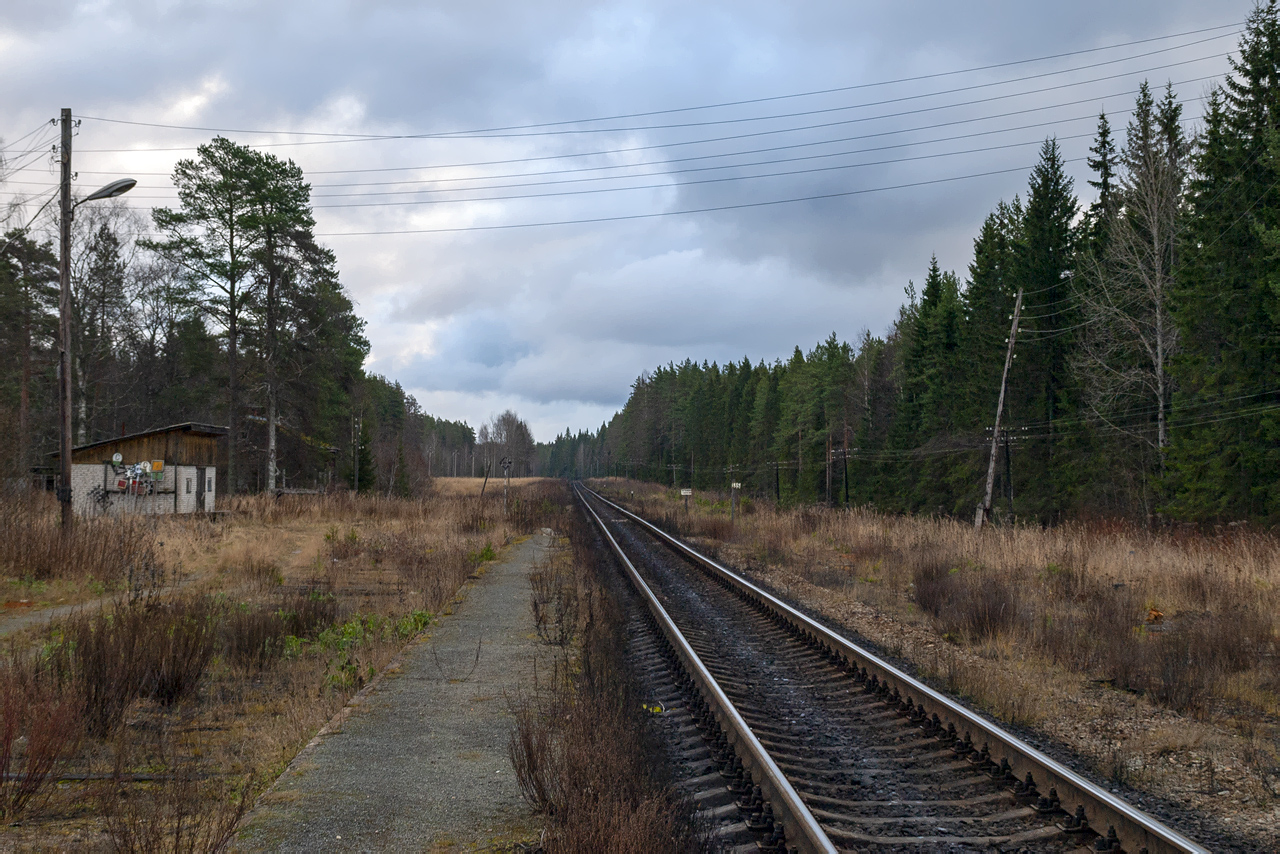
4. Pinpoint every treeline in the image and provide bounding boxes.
[574,8,1280,524]
[0,138,474,496]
